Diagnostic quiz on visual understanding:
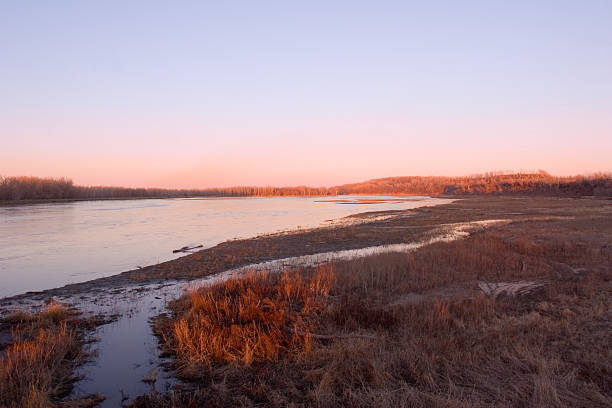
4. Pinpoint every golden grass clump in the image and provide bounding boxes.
[0,302,89,408]
[159,268,332,367]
